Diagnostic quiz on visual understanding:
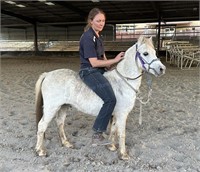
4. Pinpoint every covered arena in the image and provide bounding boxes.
[0,1,200,171]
